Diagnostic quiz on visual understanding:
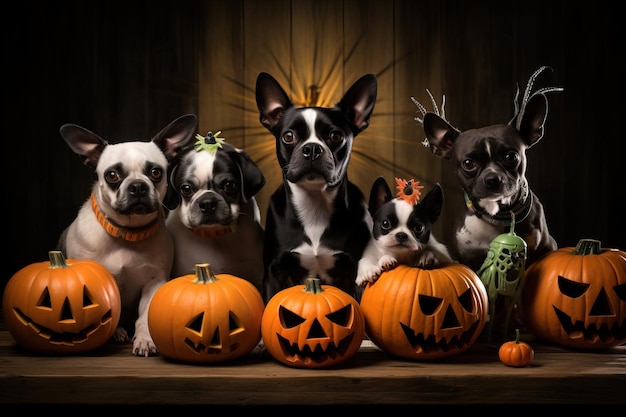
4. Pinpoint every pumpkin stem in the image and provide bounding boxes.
[514,328,521,344]
[303,277,324,294]
[508,212,516,235]
[194,263,218,284]
[573,239,601,256]
[48,250,69,269]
